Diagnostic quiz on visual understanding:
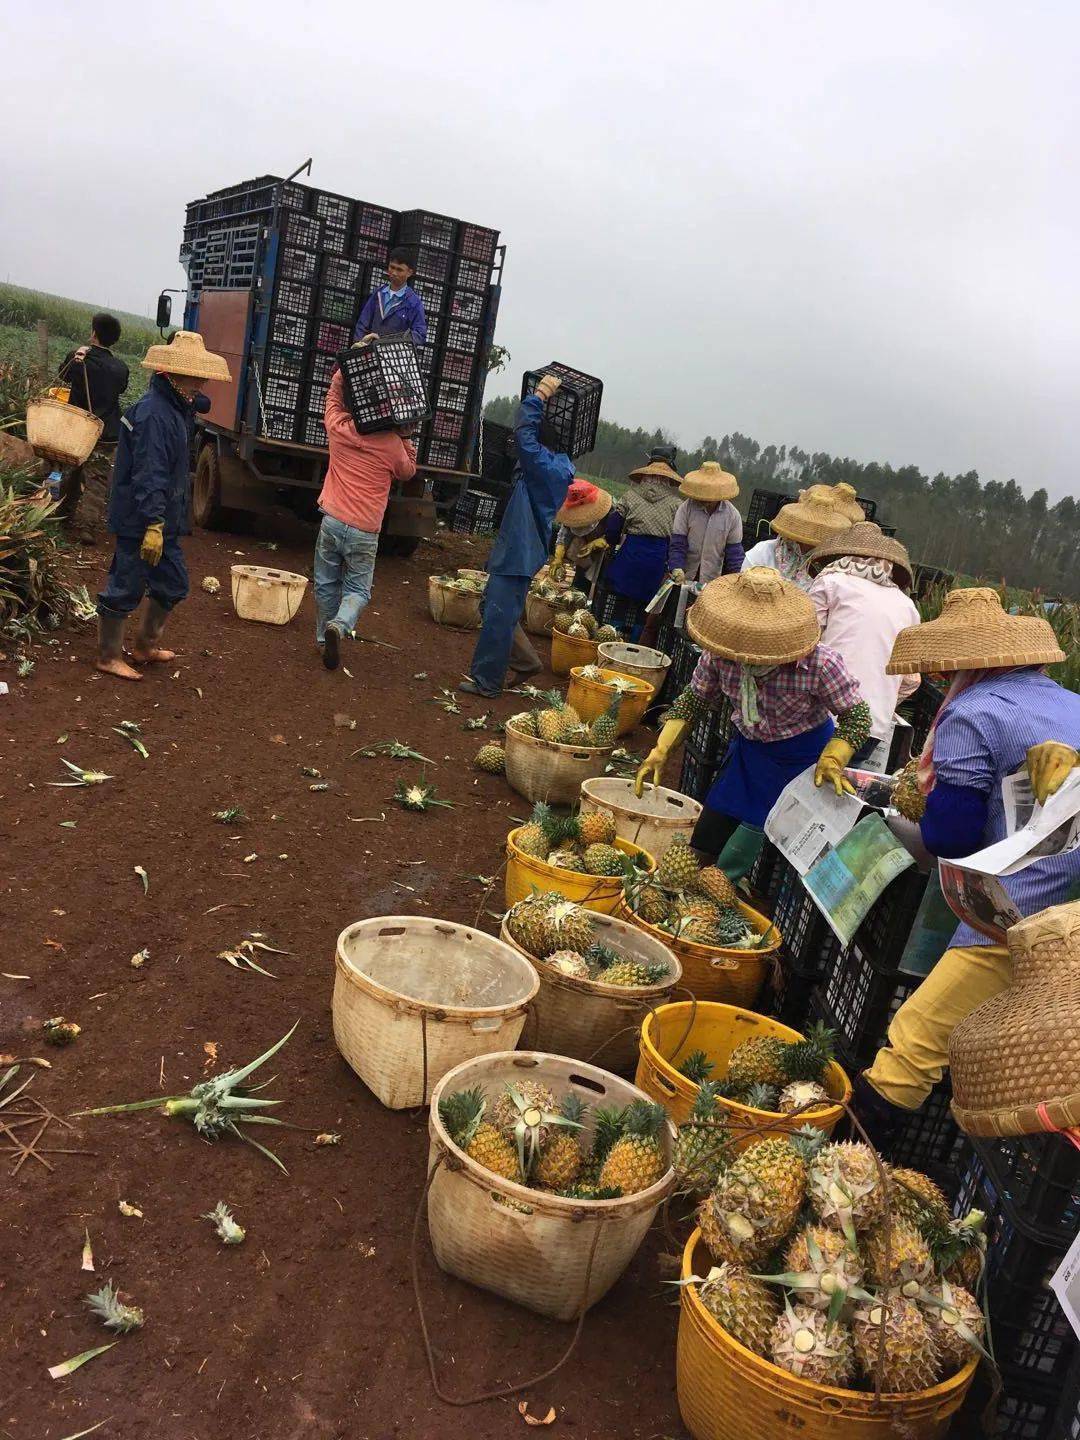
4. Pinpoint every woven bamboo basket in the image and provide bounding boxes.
[579,778,702,859]
[427,575,484,629]
[332,916,538,1109]
[231,565,309,625]
[597,642,671,692]
[619,899,779,1006]
[505,829,655,912]
[499,909,681,1074]
[567,666,656,736]
[636,1001,850,1142]
[524,591,563,636]
[551,626,599,674]
[25,394,103,465]
[427,1051,676,1320]
[504,724,611,806]
[677,1231,976,1440]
